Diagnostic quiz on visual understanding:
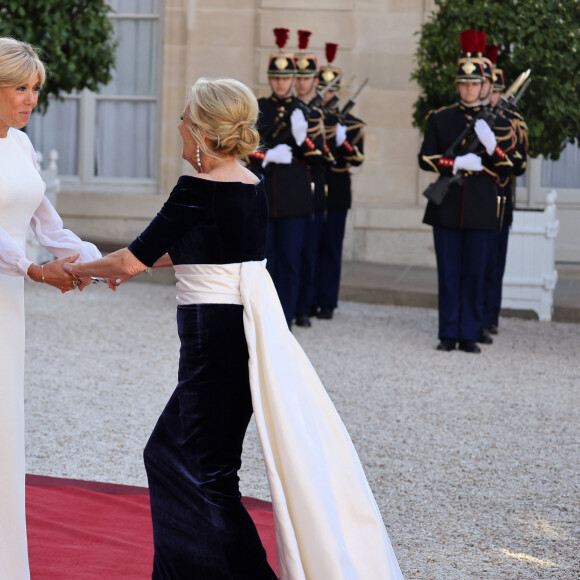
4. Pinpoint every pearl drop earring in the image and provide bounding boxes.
[196,144,202,172]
